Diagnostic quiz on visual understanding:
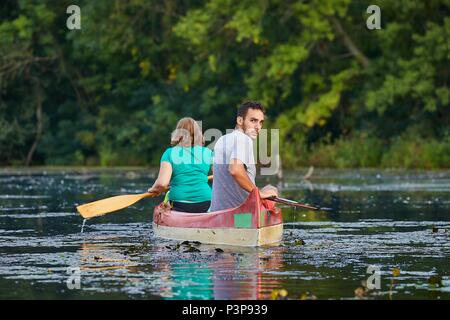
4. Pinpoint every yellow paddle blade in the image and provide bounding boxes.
[76,192,156,219]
